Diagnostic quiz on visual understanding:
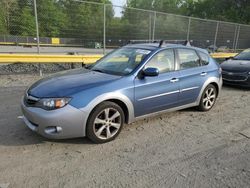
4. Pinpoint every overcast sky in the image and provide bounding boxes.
[111,0,127,17]
[111,0,127,6]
